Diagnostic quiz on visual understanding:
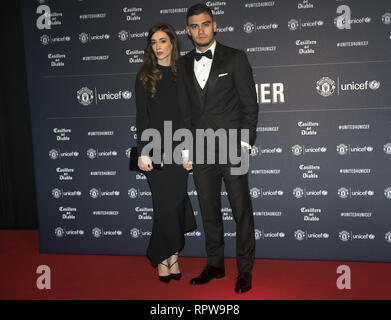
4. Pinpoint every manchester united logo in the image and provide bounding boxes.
[316,77,336,97]
[77,87,94,106]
